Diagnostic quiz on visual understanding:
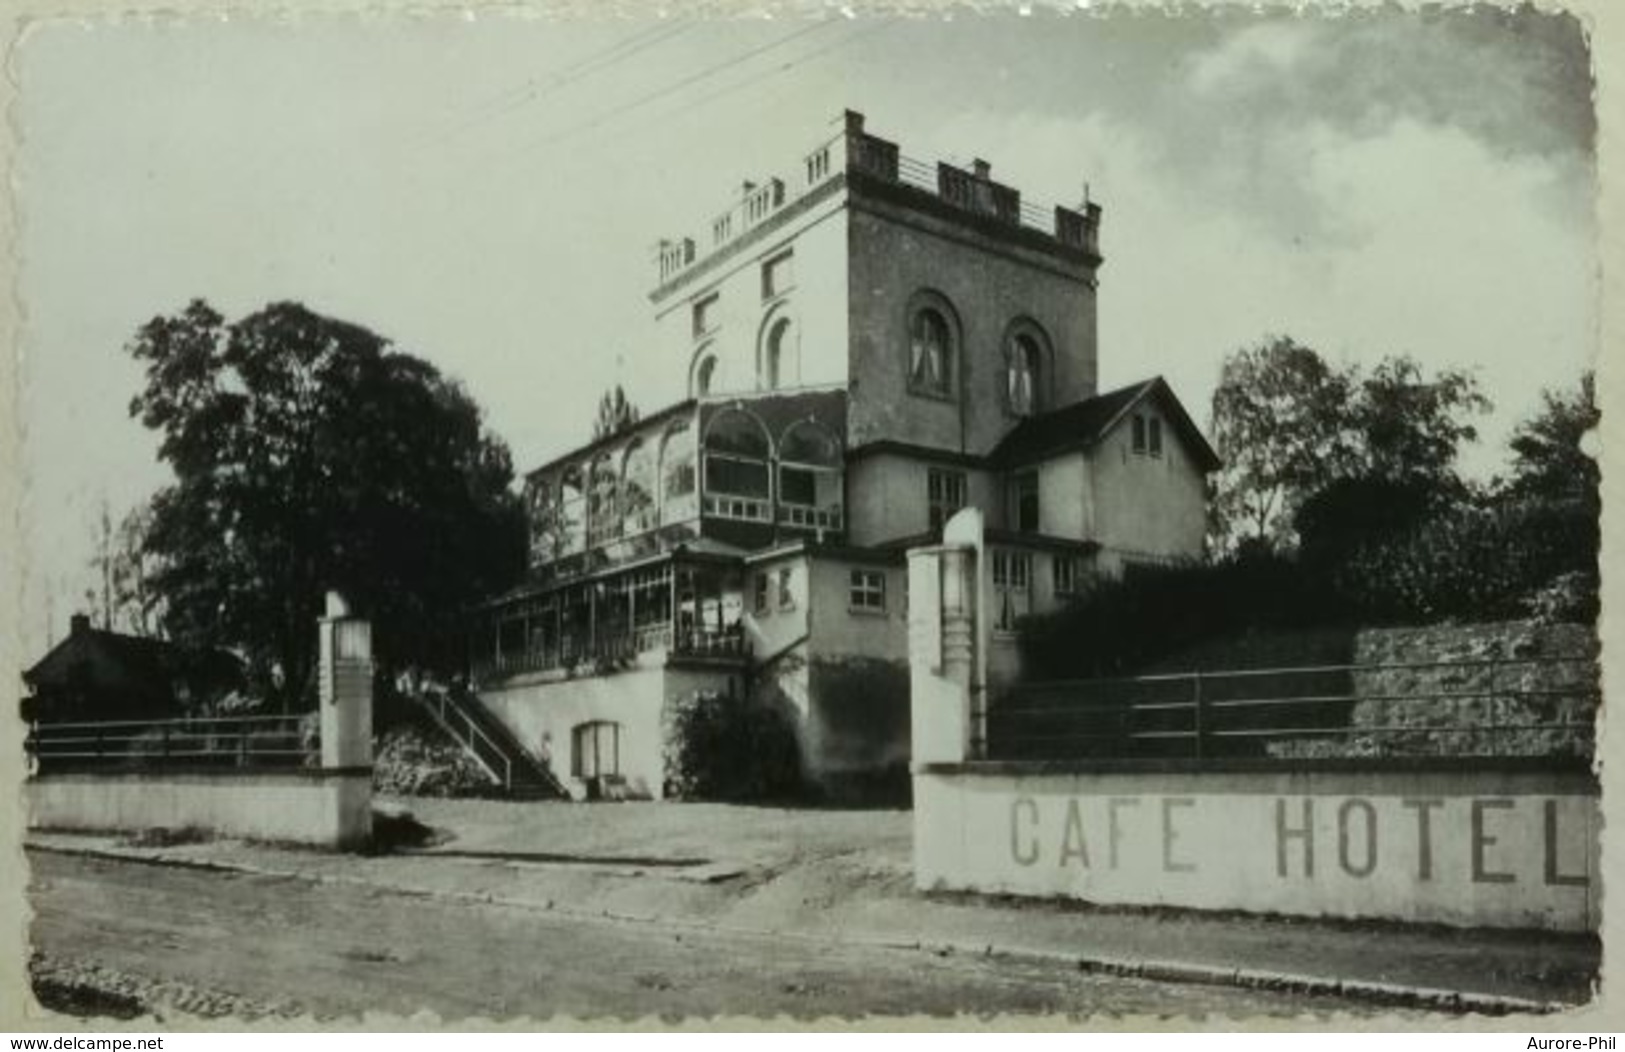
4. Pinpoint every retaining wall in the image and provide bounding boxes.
[29,769,373,850]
